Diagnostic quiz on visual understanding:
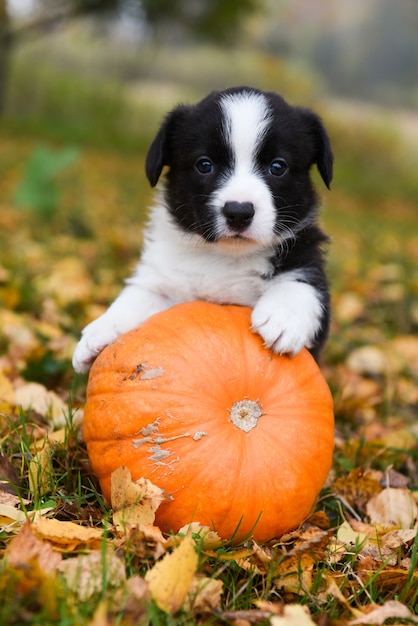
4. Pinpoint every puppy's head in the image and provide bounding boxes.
[146,86,333,250]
